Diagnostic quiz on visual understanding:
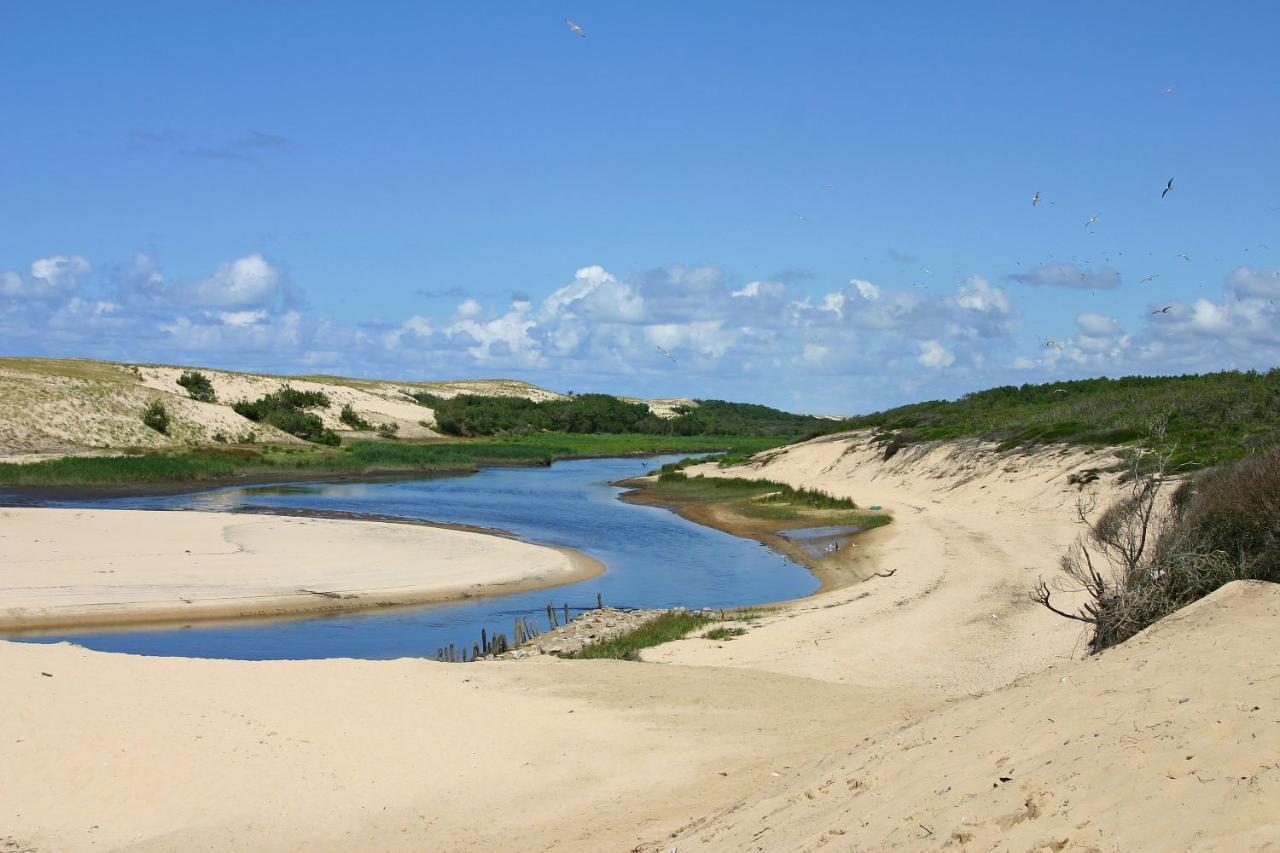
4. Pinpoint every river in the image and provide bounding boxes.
[4,455,819,660]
